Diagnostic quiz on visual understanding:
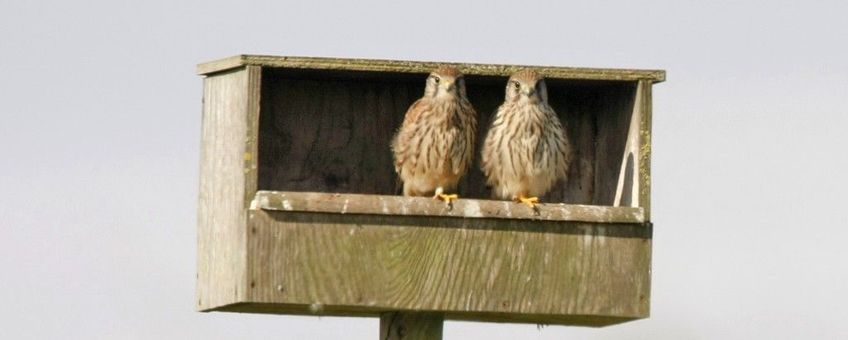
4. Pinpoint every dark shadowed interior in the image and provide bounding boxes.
[257,68,636,205]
